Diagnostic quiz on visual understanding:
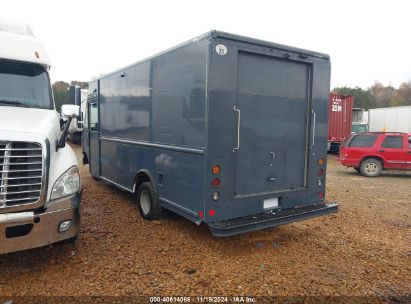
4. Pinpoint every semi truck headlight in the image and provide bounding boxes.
[51,166,80,200]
